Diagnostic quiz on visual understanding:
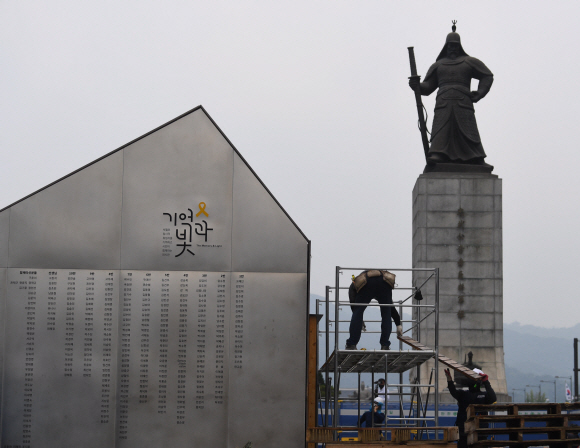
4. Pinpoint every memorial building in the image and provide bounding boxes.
[0,106,310,447]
